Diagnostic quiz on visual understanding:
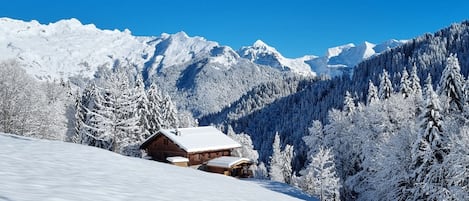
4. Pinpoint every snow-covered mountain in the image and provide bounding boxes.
[0,17,406,81]
[0,18,153,80]
[0,133,316,201]
[238,40,316,76]
[305,40,407,77]
[0,17,406,115]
